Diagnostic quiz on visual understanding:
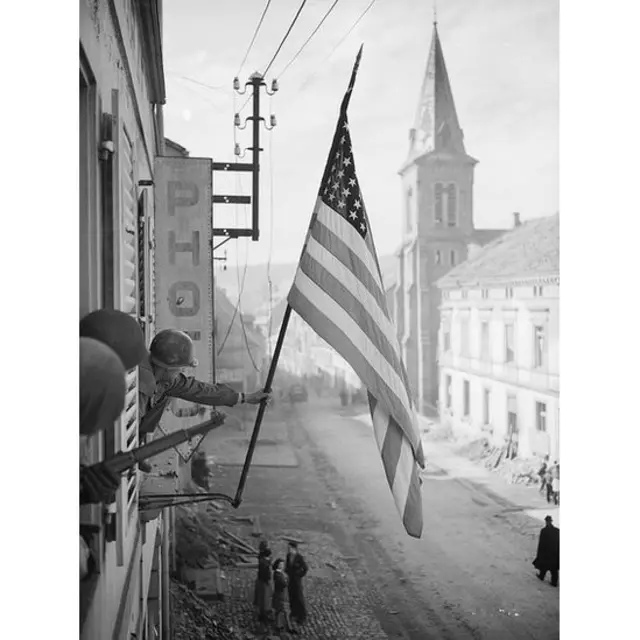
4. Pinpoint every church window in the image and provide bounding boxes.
[446,184,457,226]
[434,184,443,224]
[435,250,441,265]
[405,187,413,233]
[450,249,456,265]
